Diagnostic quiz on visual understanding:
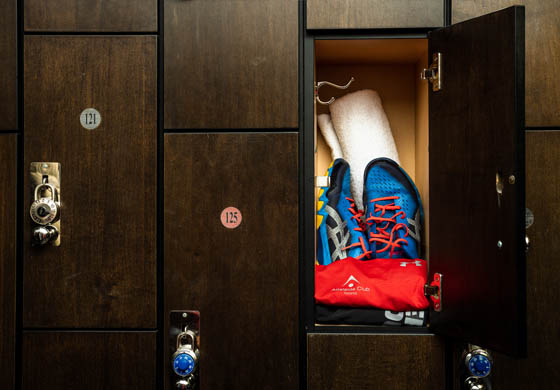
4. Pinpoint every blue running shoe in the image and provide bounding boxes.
[317,159,371,265]
[363,158,423,259]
